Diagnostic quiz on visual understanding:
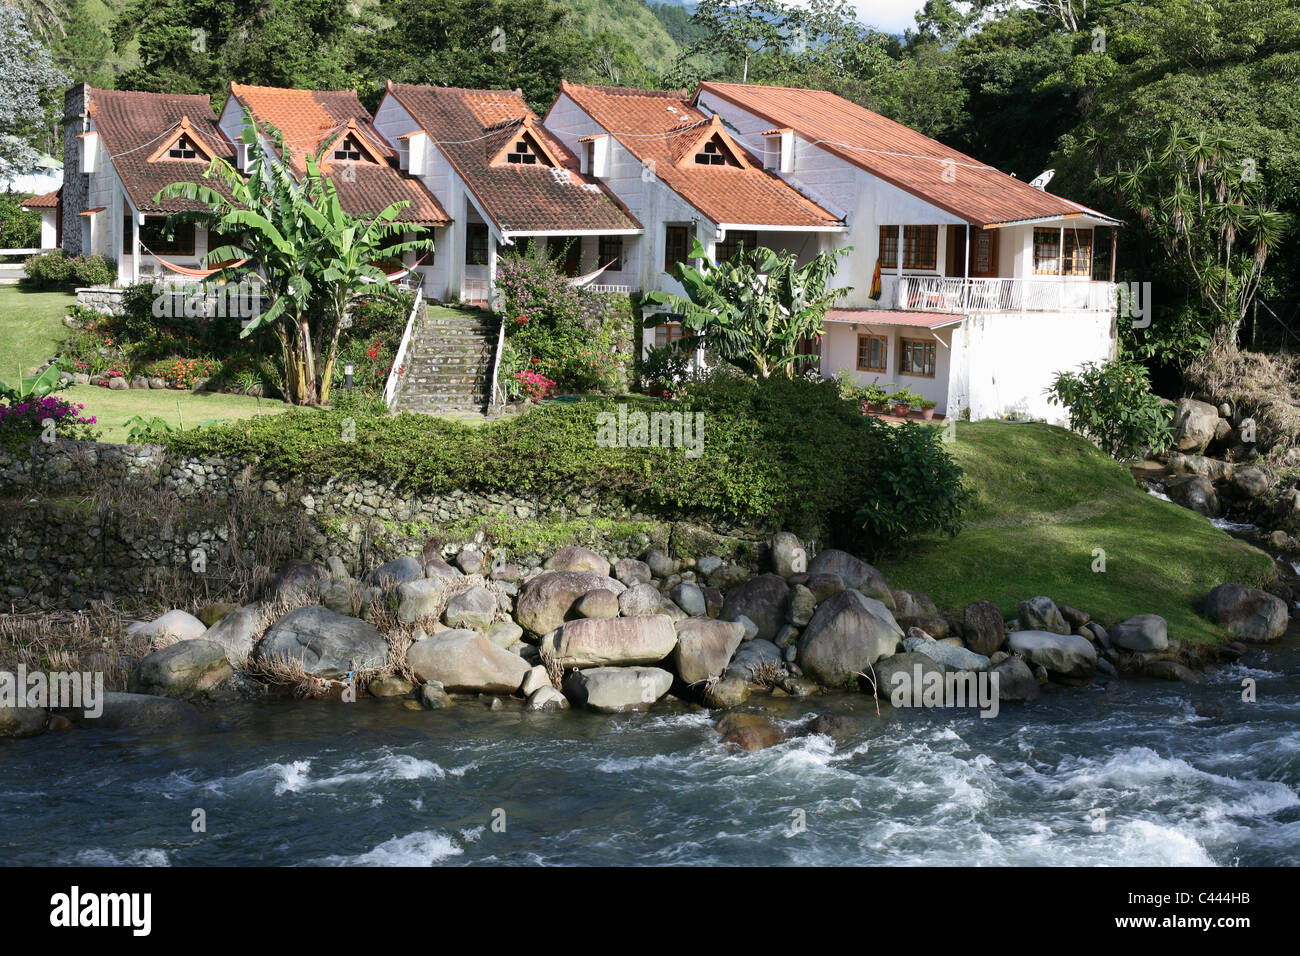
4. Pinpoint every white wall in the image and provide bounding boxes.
[821,323,956,414]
